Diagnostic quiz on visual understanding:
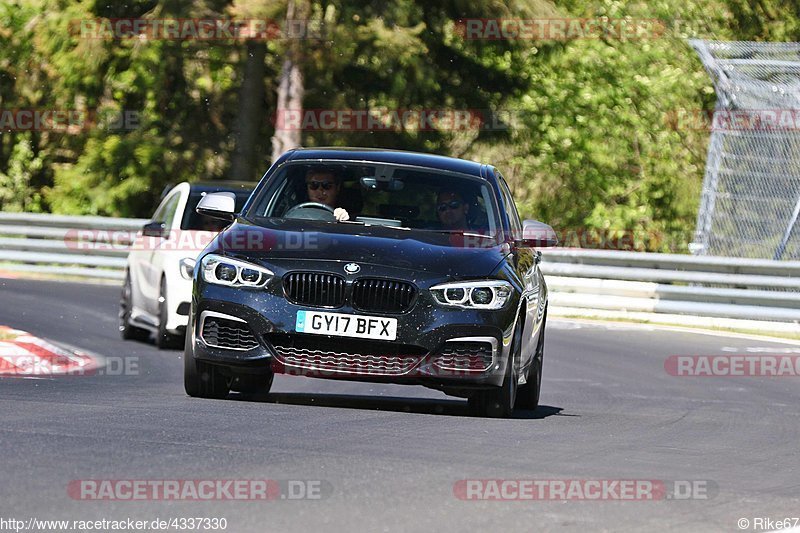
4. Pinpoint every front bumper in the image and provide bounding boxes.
[187,261,519,389]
